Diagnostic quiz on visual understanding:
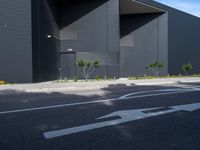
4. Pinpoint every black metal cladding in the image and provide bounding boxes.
[1,0,200,82]
[0,0,32,82]
[136,0,200,75]
[31,0,120,81]
[59,0,120,79]
[120,12,168,76]
[120,13,163,38]
[59,0,109,29]
[32,0,60,82]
